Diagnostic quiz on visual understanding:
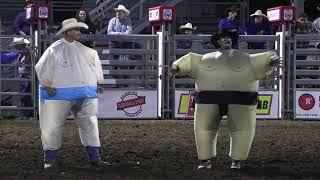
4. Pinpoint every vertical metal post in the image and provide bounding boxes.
[0,17,2,115]
[157,25,165,118]
[139,0,143,20]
